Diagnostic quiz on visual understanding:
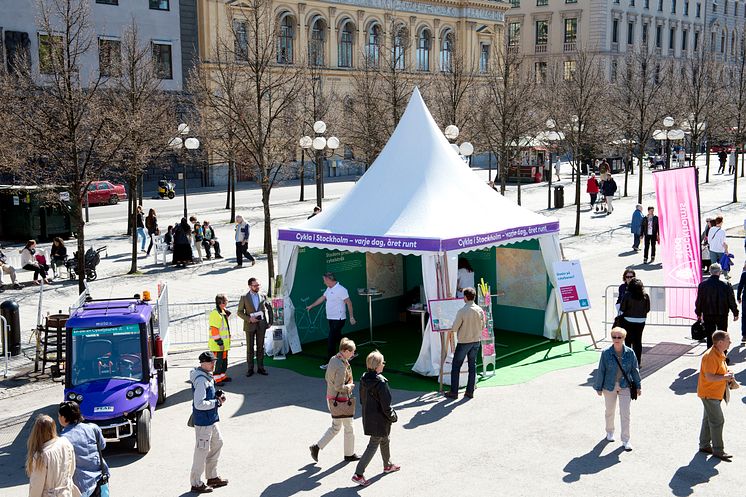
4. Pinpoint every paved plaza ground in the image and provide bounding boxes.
[1,159,745,496]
